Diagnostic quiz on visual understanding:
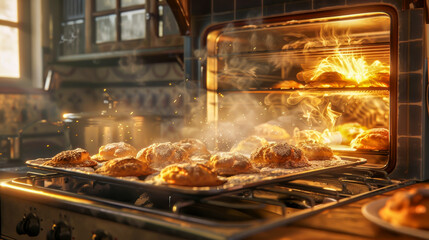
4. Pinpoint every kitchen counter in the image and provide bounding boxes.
[248,183,427,240]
